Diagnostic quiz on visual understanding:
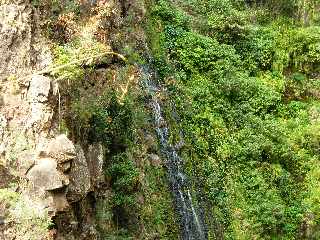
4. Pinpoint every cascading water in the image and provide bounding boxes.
[141,64,207,240]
